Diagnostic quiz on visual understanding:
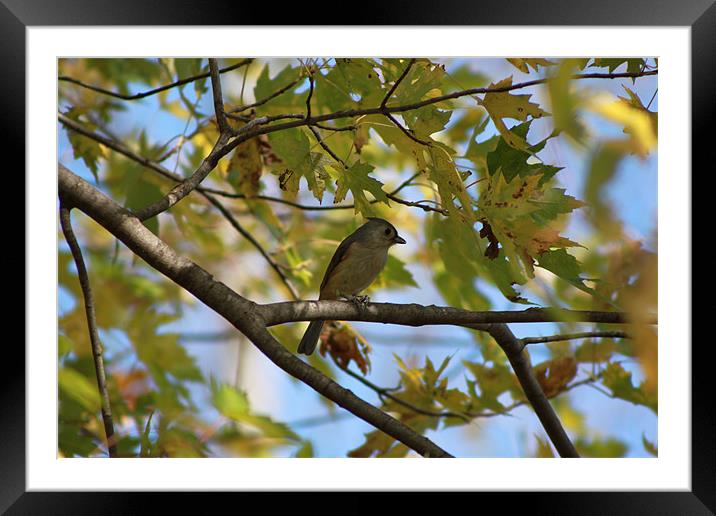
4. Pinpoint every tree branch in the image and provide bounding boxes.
[59,59,252,101]
[259,300,655,327]
[68,67,658,224]
[208,58,230,134]
[521,330,629,346]
[58,204,118,458]
[58,113,298,298]
[58,113,442,215]
[219,69,659,158]
[469,323,580,458]
[228,76,302,115]
[200,193,300,301]
[58,163,453,458]
[381,58,416,108]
